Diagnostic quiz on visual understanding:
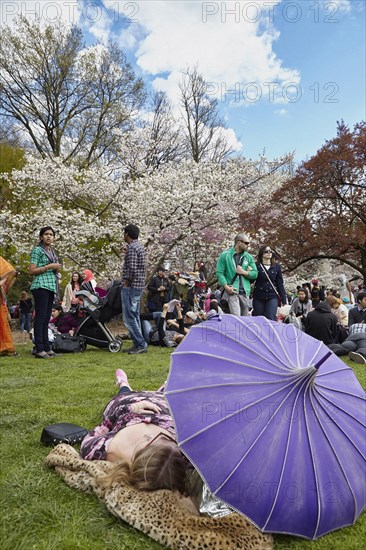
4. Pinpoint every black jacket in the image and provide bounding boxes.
[19,298,33,314]
[304,301,338,346]
[252,263,287,305]
[147,275,171,310]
